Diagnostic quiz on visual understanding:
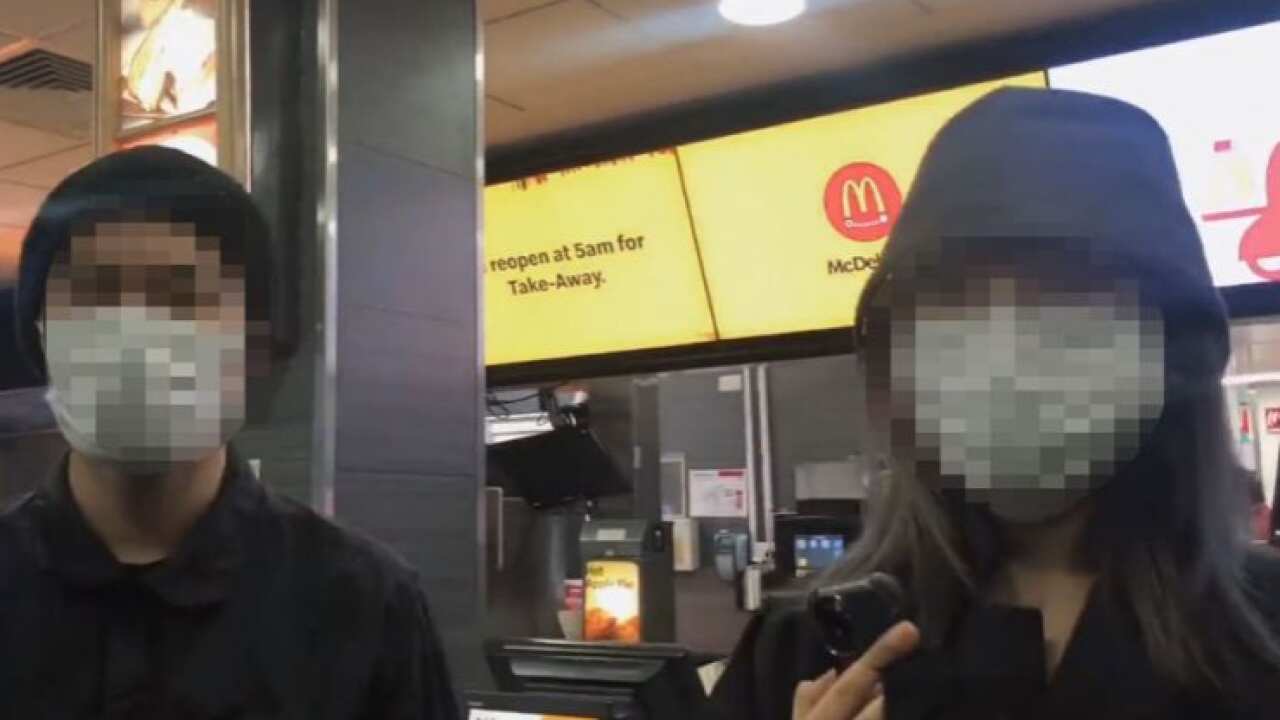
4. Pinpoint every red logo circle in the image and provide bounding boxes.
[823,162,903,242]
[1239,142,1280,281]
